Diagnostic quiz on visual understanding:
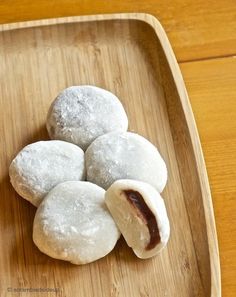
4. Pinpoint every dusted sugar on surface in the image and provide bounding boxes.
[9,140,85,206]
[86,132,167,192]
[33,181,120,264]
[47,86,128,150]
